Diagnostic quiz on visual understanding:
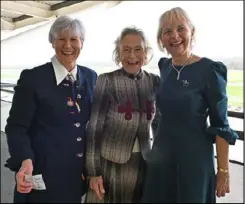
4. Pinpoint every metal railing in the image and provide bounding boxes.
[1,83,15,103]
[1,82,16,88]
